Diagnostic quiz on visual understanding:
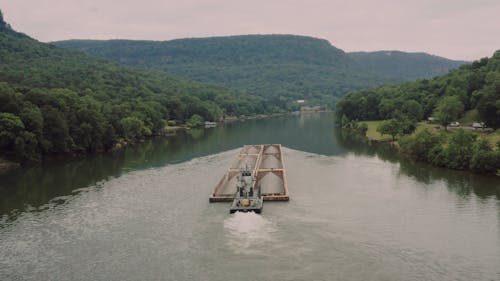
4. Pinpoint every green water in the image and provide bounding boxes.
[1,112,499,280]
